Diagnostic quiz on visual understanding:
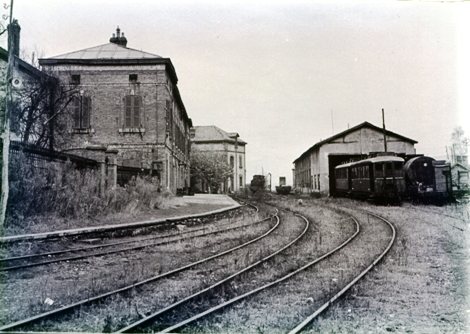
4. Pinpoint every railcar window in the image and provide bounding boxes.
[394,162,404,177]
[375,163,384,178]
[384,163,393,177]
[364,165,369,178]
